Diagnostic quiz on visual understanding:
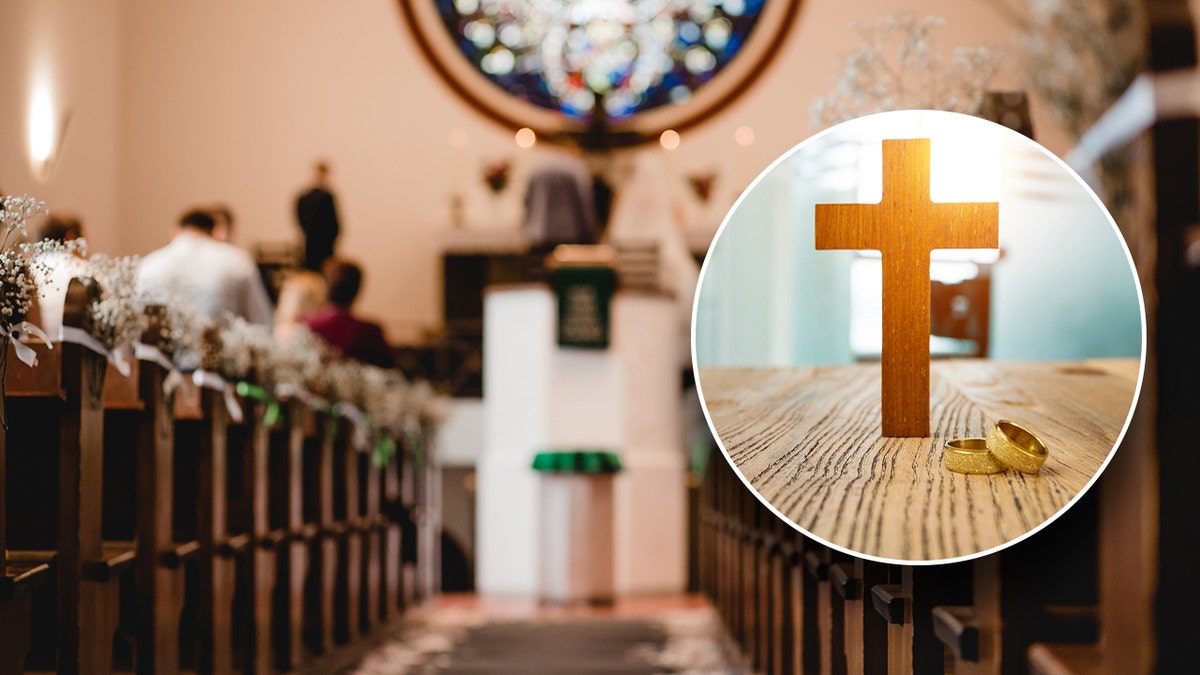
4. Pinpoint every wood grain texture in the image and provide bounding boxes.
[699,358,1139,561]
[815,138,999,436]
